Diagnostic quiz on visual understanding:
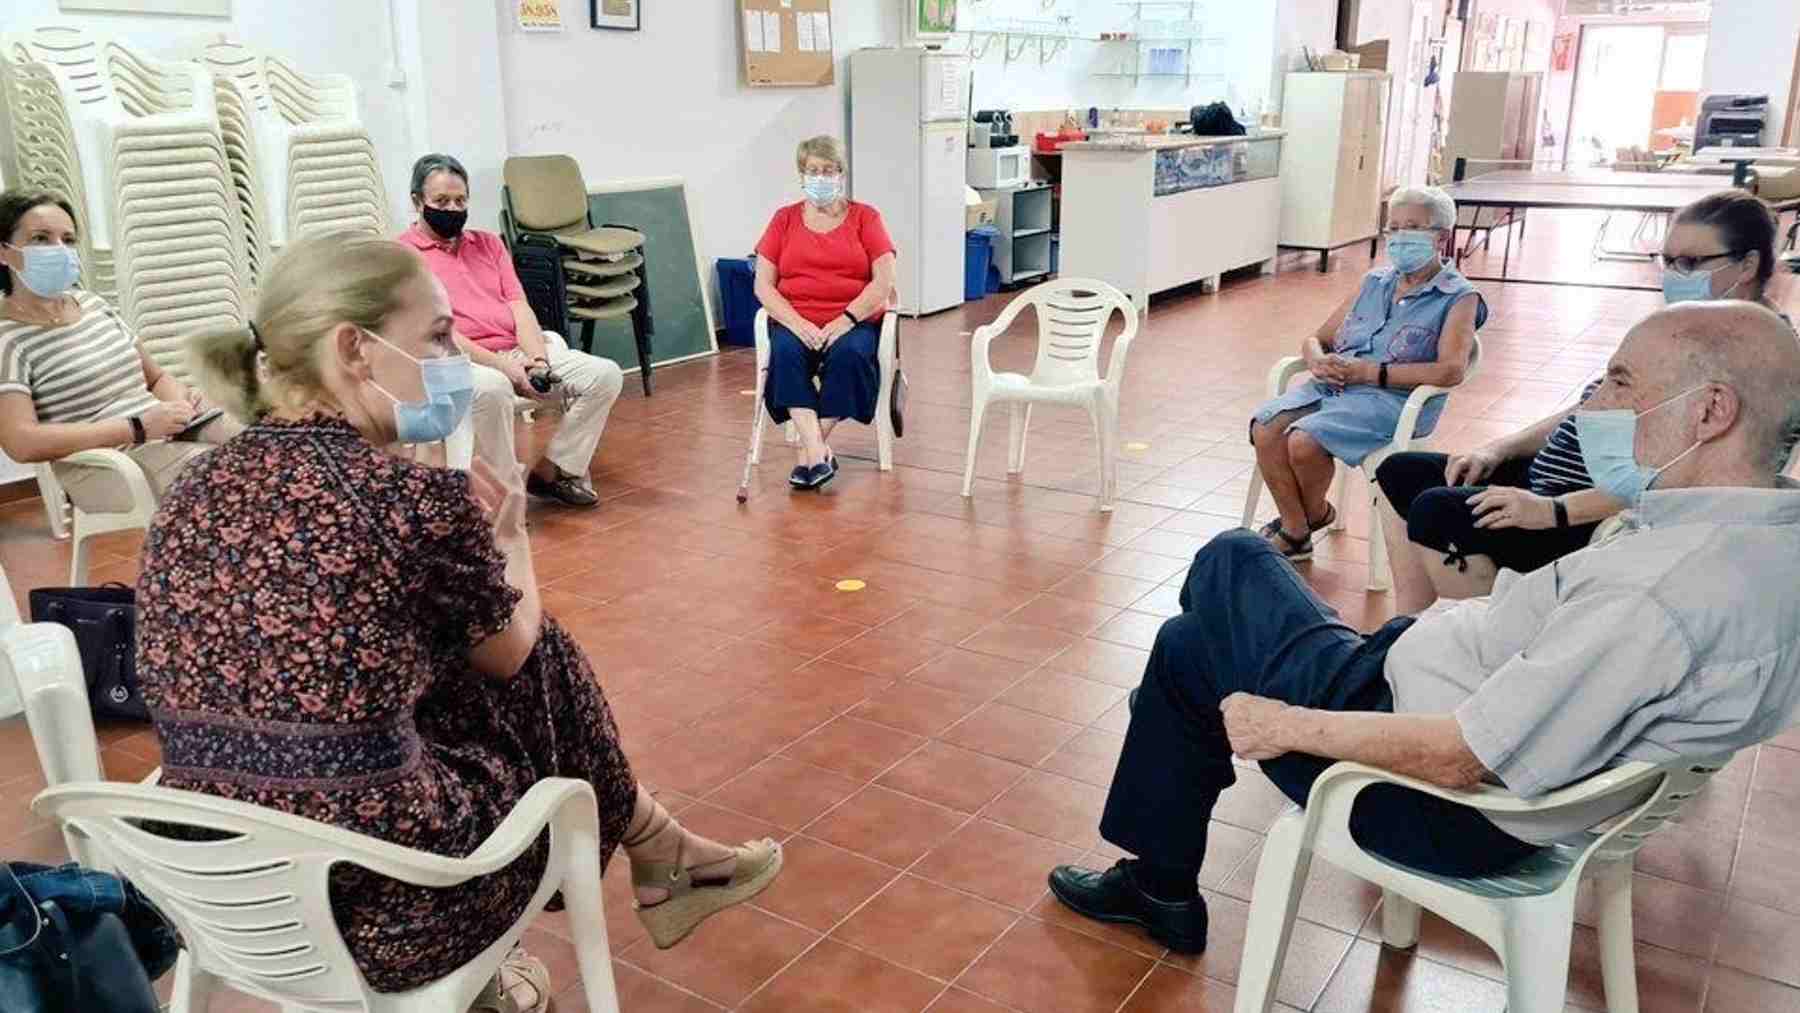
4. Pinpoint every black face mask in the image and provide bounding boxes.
[420,205,468,239]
